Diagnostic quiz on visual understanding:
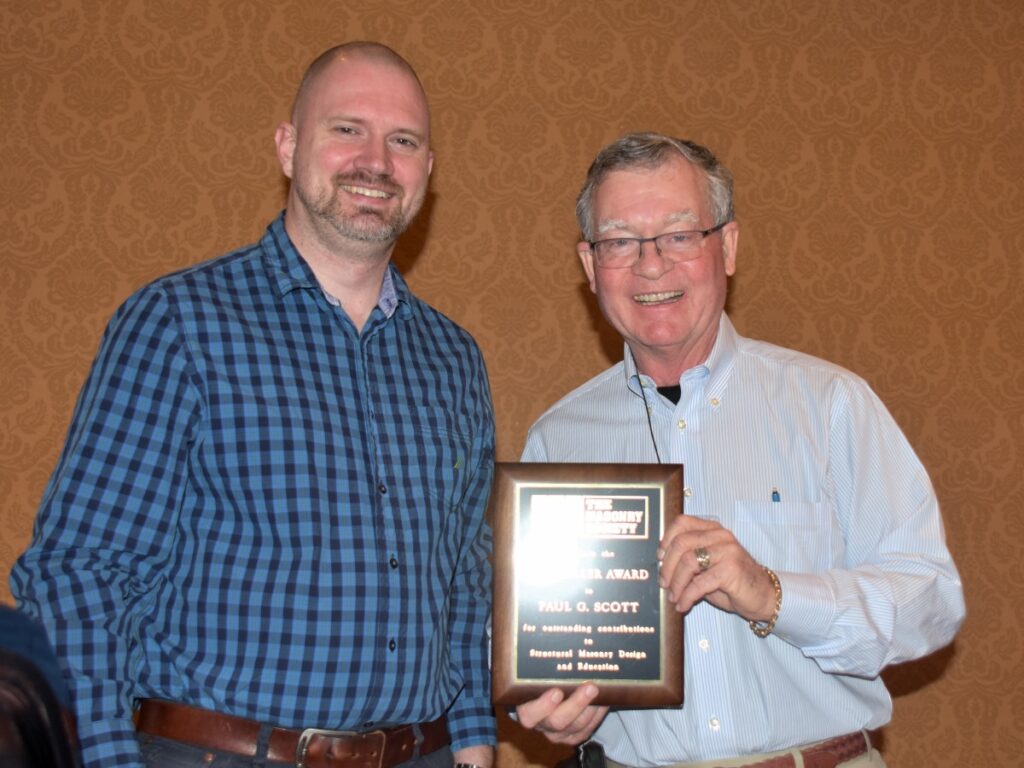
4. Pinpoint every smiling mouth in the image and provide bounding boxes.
[340,185,394,199]
[634,290,684,305]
